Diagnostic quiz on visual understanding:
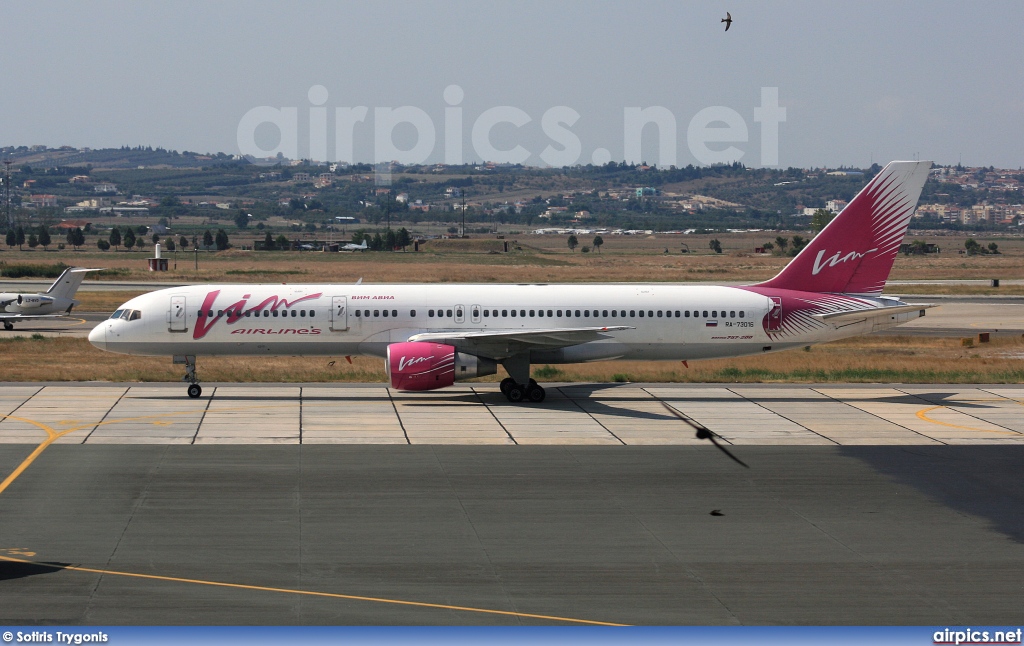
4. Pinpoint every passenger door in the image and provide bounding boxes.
[168,295,187,332]
[330,296,349,332]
